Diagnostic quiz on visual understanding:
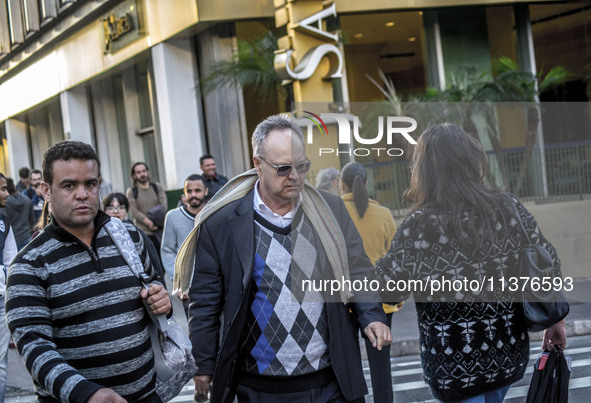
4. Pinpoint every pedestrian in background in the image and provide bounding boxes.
[375,123,566,402]
[340,162,398,403]
[0,172,18,402]
[200,154,228,199]
[316,167,340,196]
[3,178,35,250]
[24,169,45,220]
[126,162,167,255]
[15,167,30,194]
[102,192,165,280]
[161,174,208,319]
